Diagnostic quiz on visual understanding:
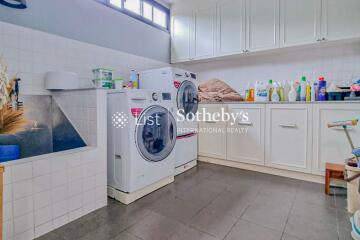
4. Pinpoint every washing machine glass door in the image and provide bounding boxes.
[136,106,177,162]
[177,80,198,117]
